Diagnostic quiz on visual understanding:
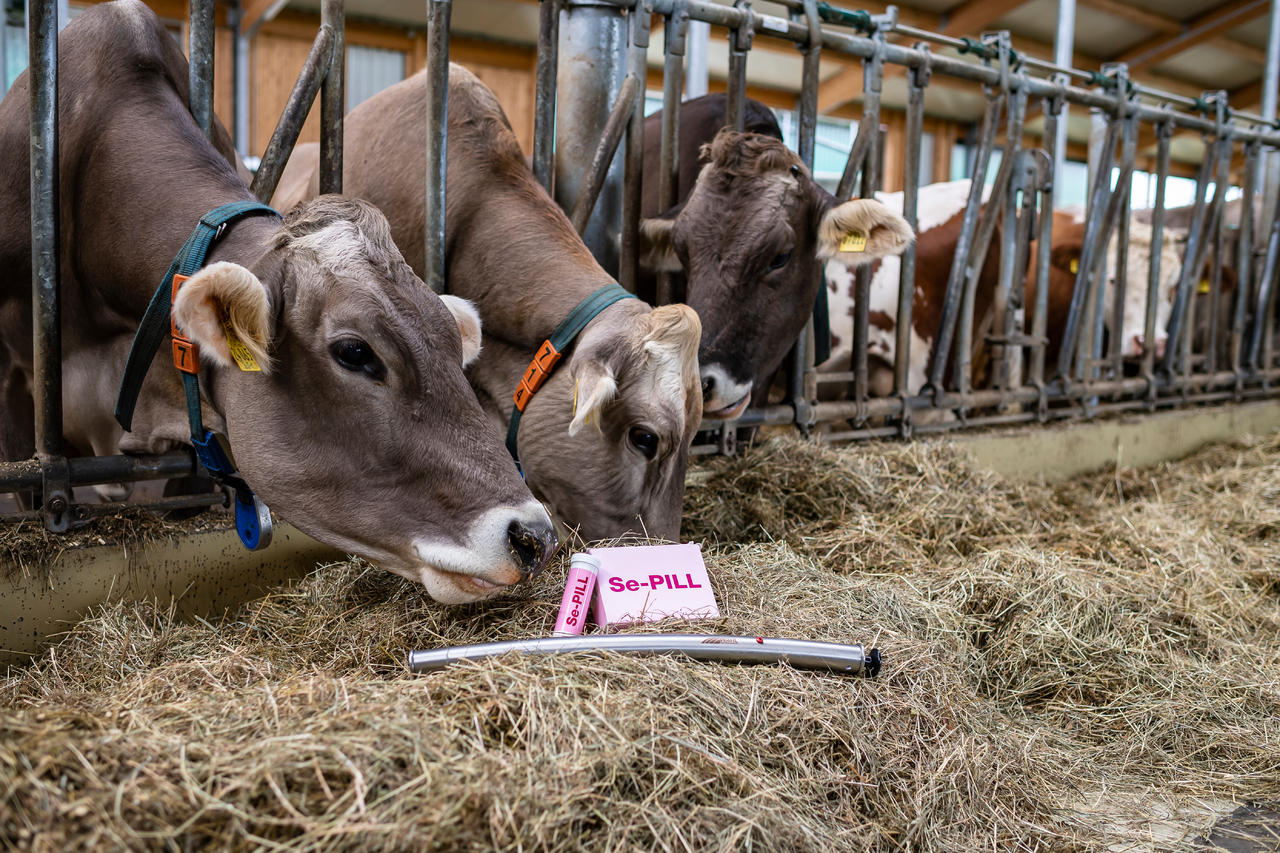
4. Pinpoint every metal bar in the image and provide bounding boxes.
[989,48,1027,393]
[249,25,335,203]
[1258,0,1280,241]
[1107,75,1138,379]
[1057,116,1119,379]
[1250,188,1280,369]
[786,0,822,434]
[555,1,628,276]
[1161,126,1218,376]
[0,491,228,525]
[570,74,640,236]
[318,0,344,194]
[895,46,928,399]
[28,0,60,465]
[656,3,687,306]
[1031,86,1063,390]
[1052,0,1075,206]
[725,1,753,131]
[928,93,1001,391]
[1141,119,1172,382]
[1232,140,1260,376]
[424,0,451,293]
[618,2,649,294]
[0,452,196,493]
[851,32,885,411]
[188,0,215,139]
[533,0,560,194]
[409,635,877,676]
[686,18,710,97]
